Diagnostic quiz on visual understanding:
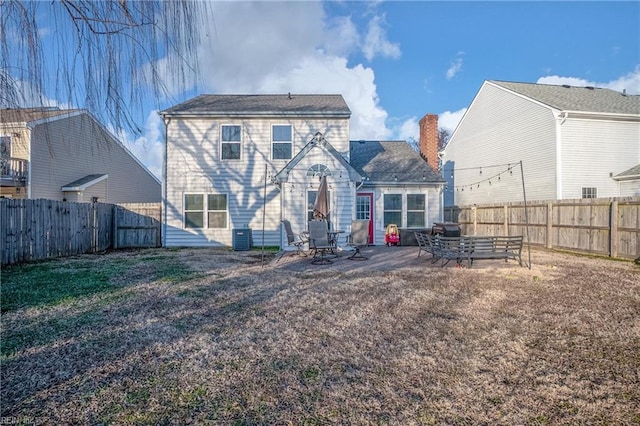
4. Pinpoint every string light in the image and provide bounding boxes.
[449,162,518,192]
